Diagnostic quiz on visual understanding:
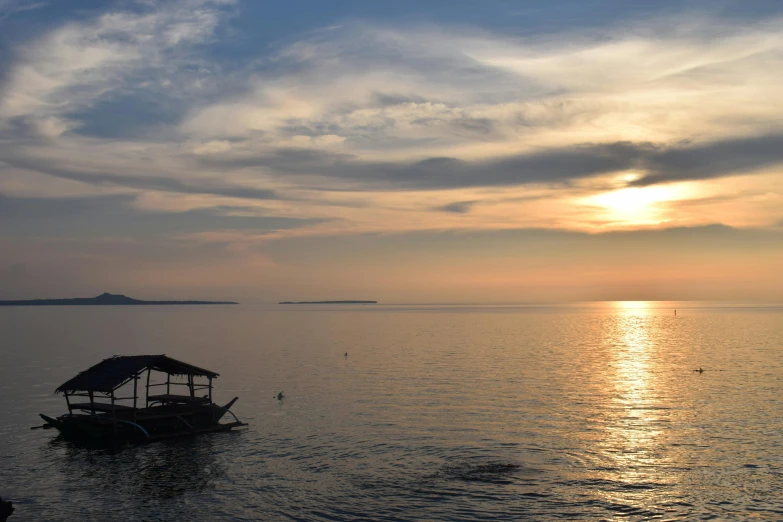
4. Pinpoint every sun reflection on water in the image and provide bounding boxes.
[599,301,673,506]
